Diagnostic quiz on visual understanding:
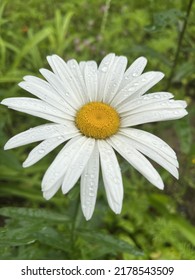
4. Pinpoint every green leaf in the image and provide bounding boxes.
[80,230,143,257]
[171,217,195,246]
[145,9,185,32]
[11,28,51,69]
[34,227,71,252]
[174,116,192,154]
[0,207,70,222]
[173,62,195,82]
[0,150,22,170]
